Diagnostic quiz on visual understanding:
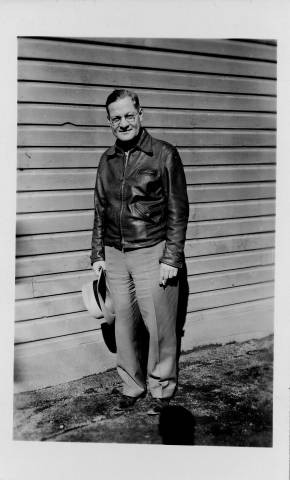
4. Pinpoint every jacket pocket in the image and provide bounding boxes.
[137,168,159,177]
[134,201,165,224]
